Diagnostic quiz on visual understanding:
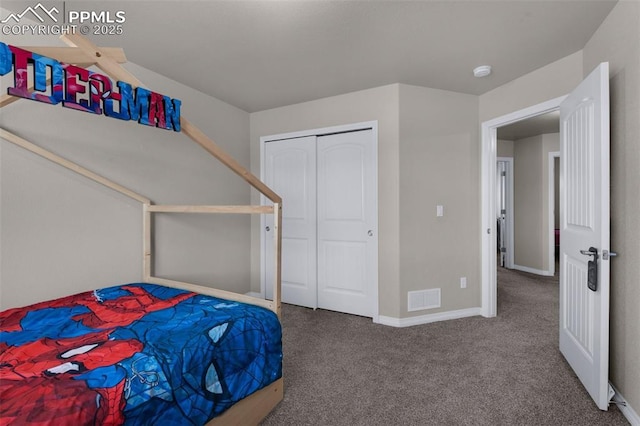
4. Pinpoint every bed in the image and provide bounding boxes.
[0,283,282,425]
[0,34,283,425]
